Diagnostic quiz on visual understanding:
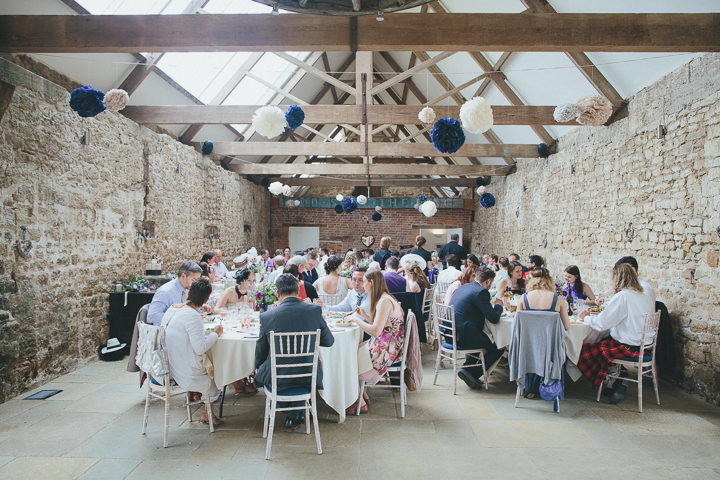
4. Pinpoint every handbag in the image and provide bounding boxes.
[538,379,562,401]
[150,328,170,377]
